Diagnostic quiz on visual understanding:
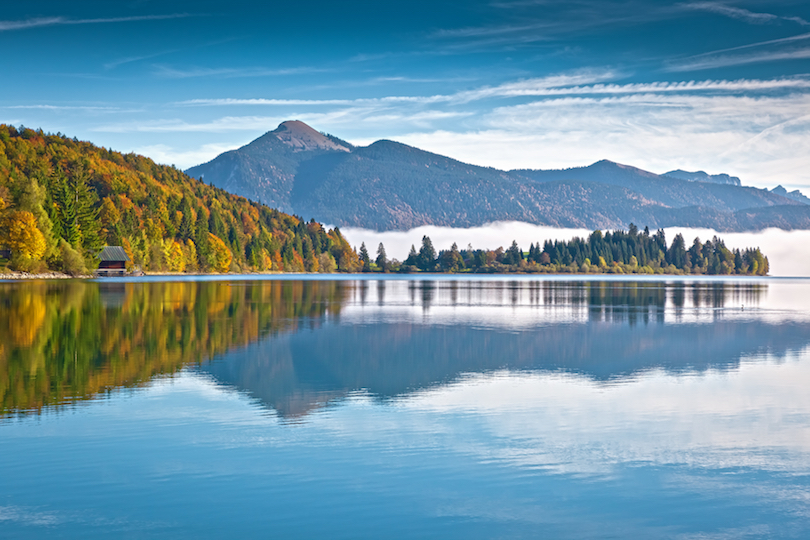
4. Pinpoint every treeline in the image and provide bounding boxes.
[359,224,769,275]
[0,125,360,274]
